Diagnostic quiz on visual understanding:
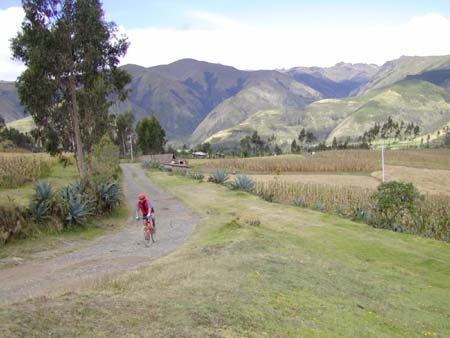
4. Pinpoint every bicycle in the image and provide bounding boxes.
[142,215,156,246]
